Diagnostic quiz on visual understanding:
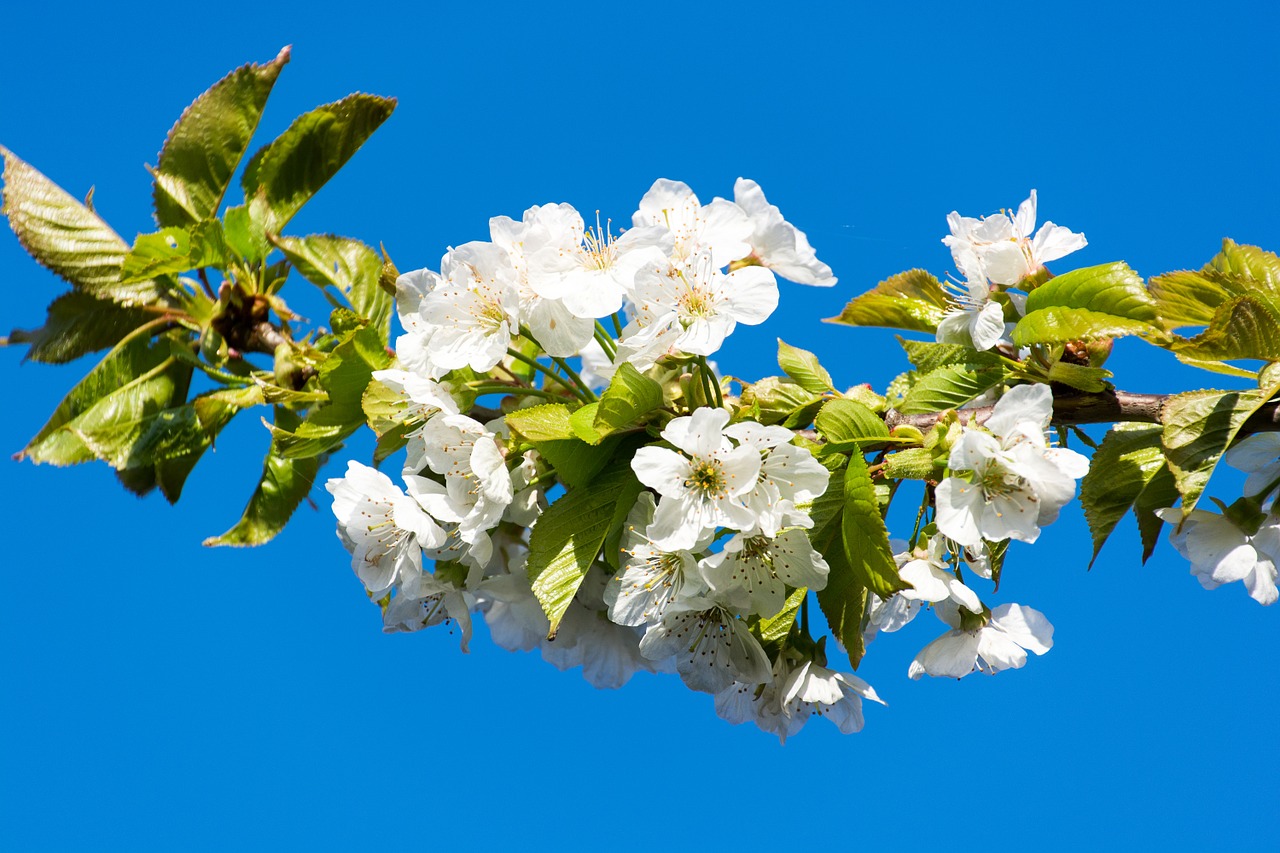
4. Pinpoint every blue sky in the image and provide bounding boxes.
[2,2,1277,850]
